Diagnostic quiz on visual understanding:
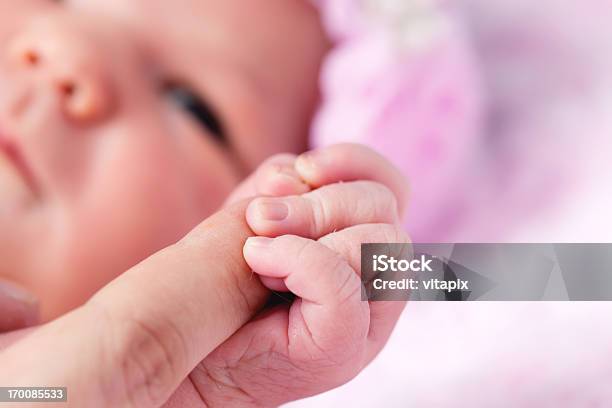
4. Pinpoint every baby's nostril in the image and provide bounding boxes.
[58,81,76,97]
[23,50,40,66]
